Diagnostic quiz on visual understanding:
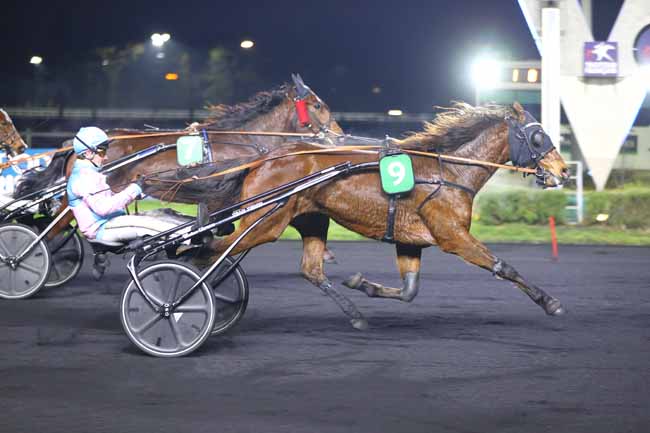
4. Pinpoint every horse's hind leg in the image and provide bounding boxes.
[428,219,564,316]
[299,231,368,330]
[196,207,368,330]
[343,243,422,302]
